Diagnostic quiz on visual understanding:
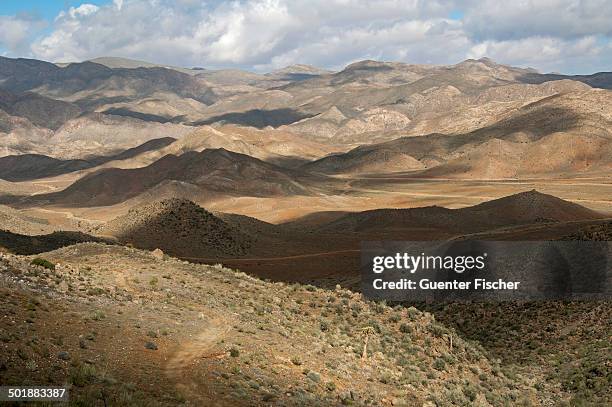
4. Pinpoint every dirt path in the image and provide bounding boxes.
[33,207,102,227]
[180,249,361,263]
[165,316,232,404]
